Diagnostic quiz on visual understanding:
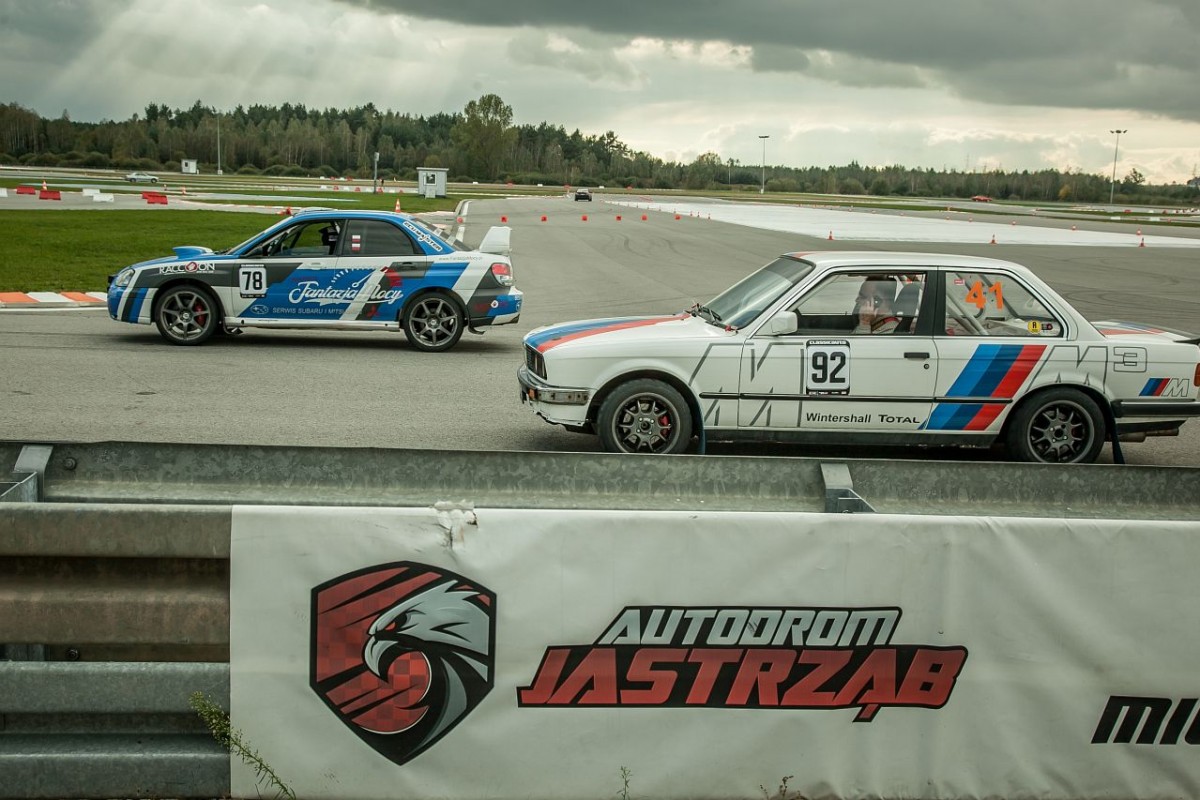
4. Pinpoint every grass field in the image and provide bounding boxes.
[0,192,460,292]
